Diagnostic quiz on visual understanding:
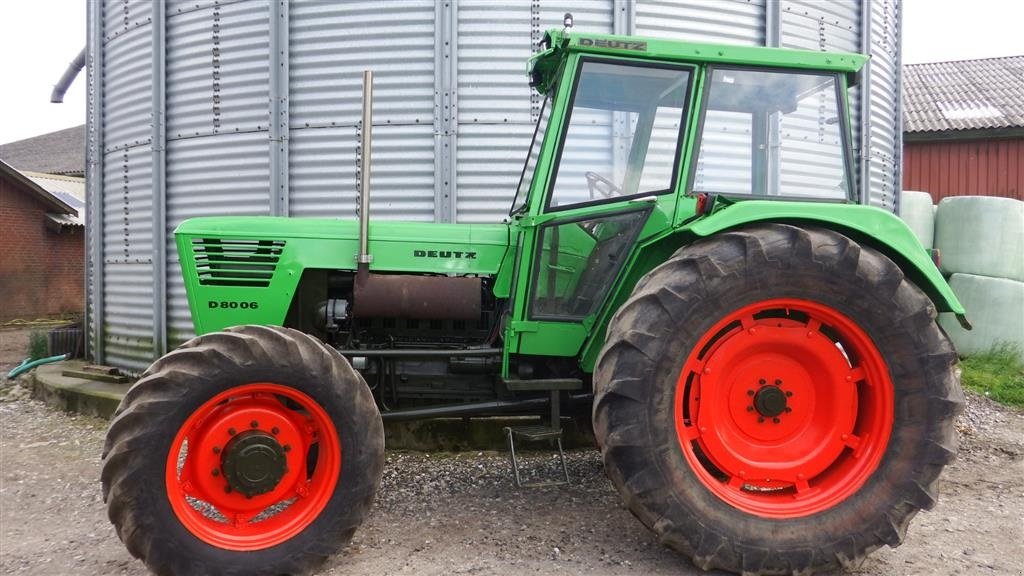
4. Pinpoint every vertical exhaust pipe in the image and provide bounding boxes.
[358,70,373,266]
[350,69,483,320]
